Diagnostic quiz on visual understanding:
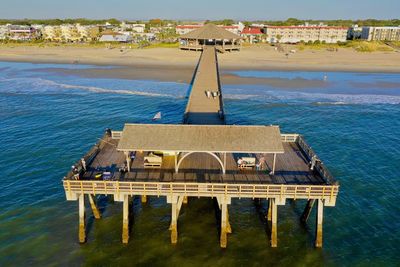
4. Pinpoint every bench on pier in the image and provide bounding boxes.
[144,154,162,168]
[238,157,256,169]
